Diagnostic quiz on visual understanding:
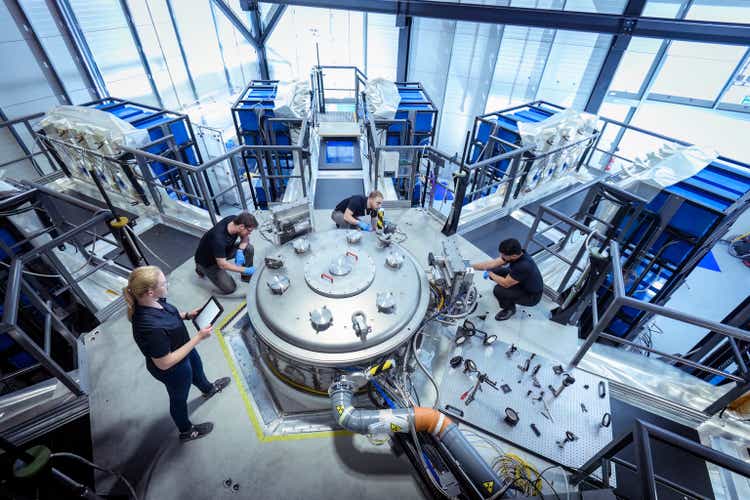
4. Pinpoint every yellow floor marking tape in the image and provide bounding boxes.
[214,301,350,442]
